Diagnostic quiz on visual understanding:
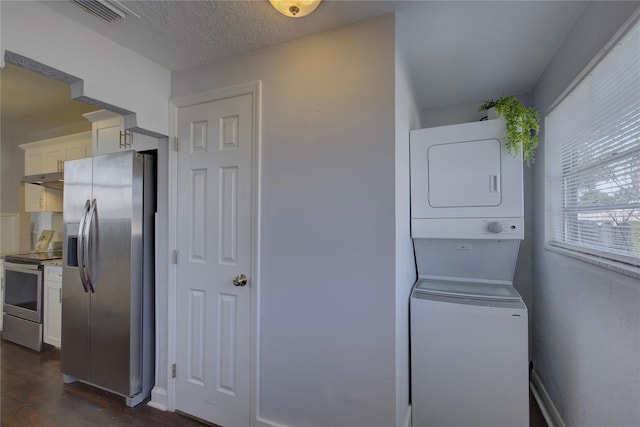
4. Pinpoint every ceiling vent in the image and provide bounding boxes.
[71,0,129,23]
